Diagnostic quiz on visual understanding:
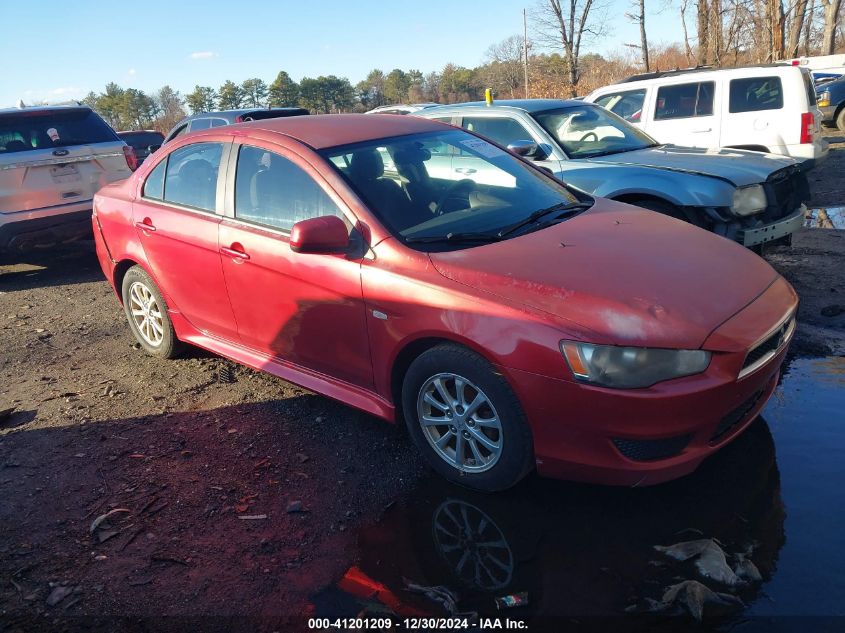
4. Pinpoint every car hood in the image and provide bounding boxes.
[587,145,796,187]
[429,200,779,350]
